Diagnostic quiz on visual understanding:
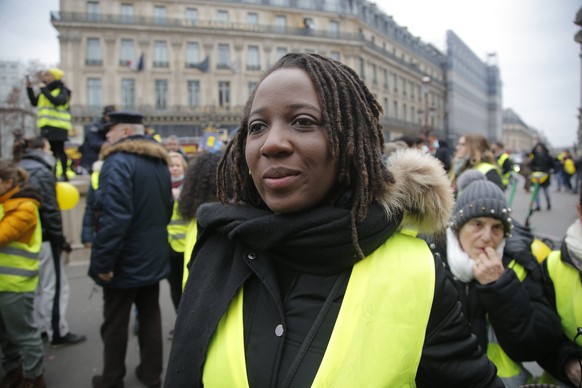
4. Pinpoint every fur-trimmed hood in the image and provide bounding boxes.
[379,148,454,236]
[102,136,169,164]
